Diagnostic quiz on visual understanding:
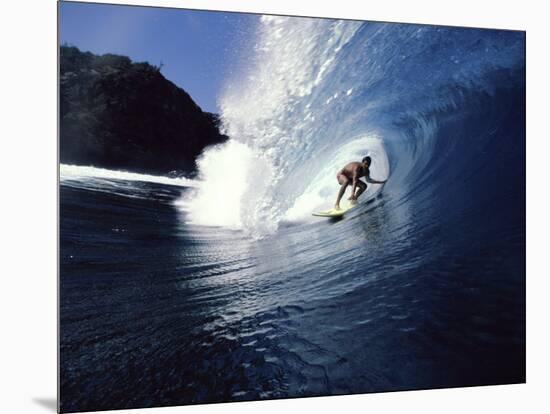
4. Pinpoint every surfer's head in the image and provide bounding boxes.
[362,156,371,167]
